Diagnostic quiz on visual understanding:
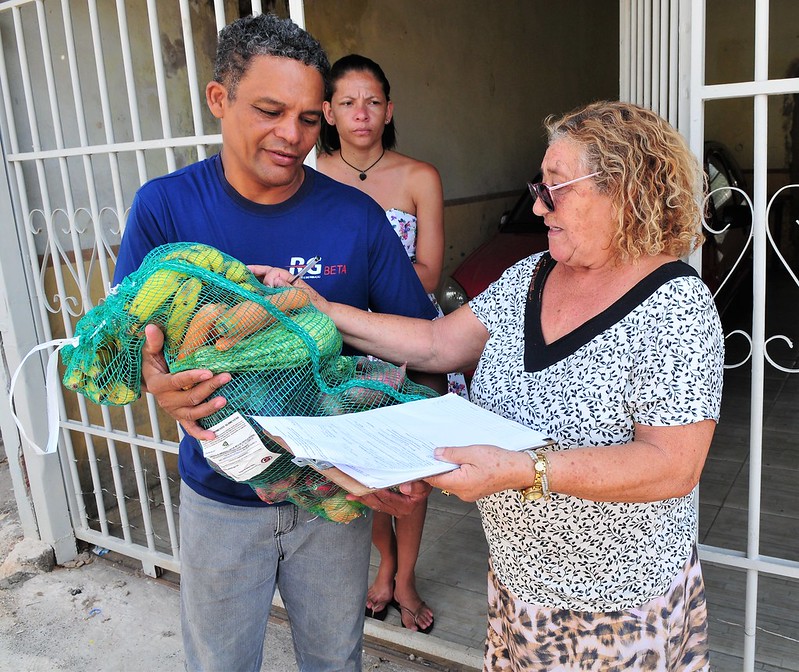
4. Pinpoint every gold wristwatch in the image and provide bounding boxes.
[518,451,550,502]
